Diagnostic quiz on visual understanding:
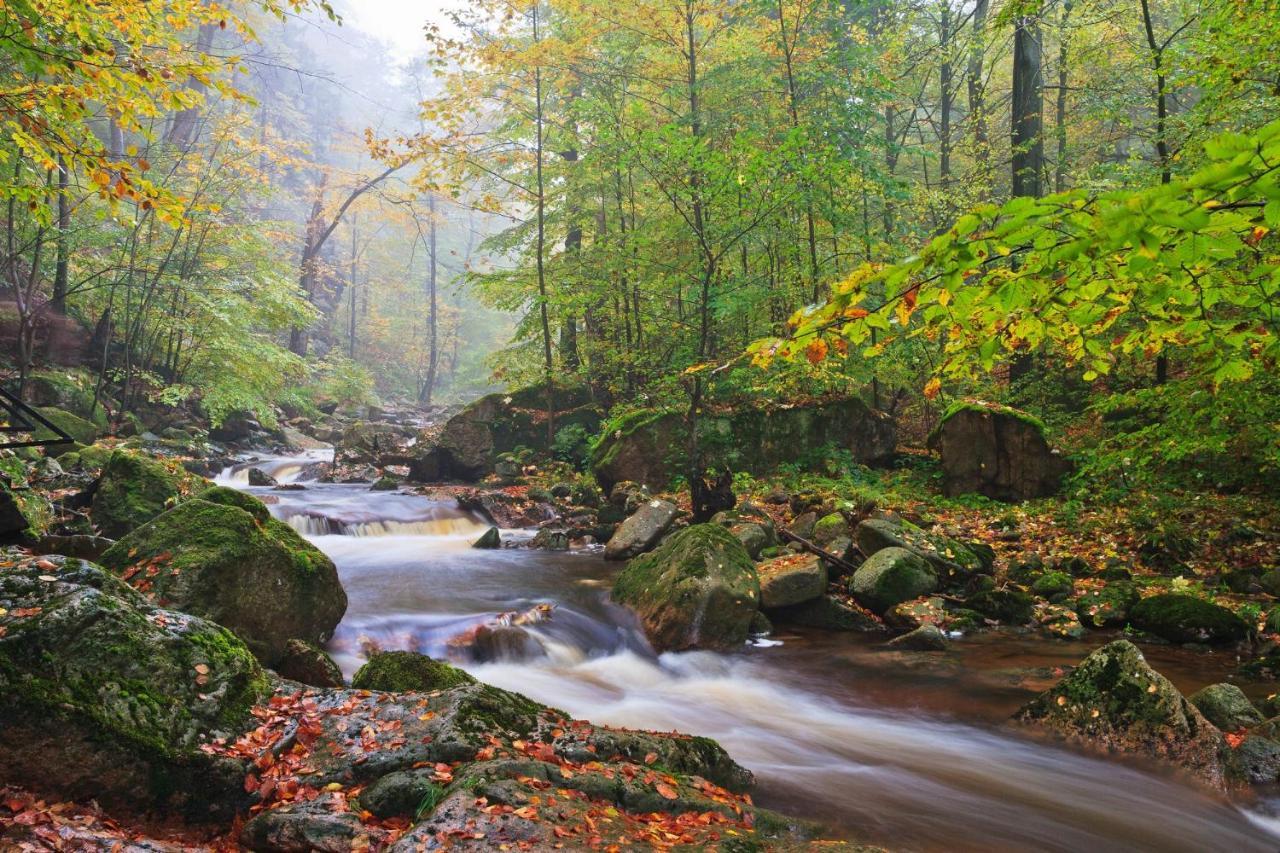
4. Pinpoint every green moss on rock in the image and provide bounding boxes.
[612,524,760,651]
[1129,594,1248,645]
[99,498,346,664]
[0,553,266,819]
[849,547,938,614]
[352,651,477,693]
[1015,640,1228,788]
[91,450,205,539]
